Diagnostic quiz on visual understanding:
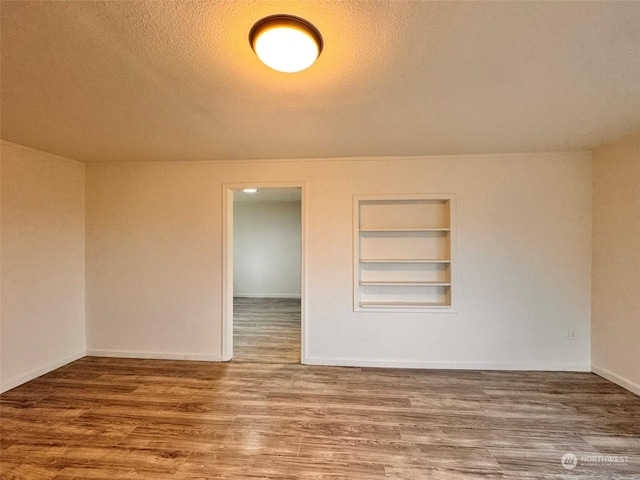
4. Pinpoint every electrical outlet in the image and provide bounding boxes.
[567,329,576,340]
